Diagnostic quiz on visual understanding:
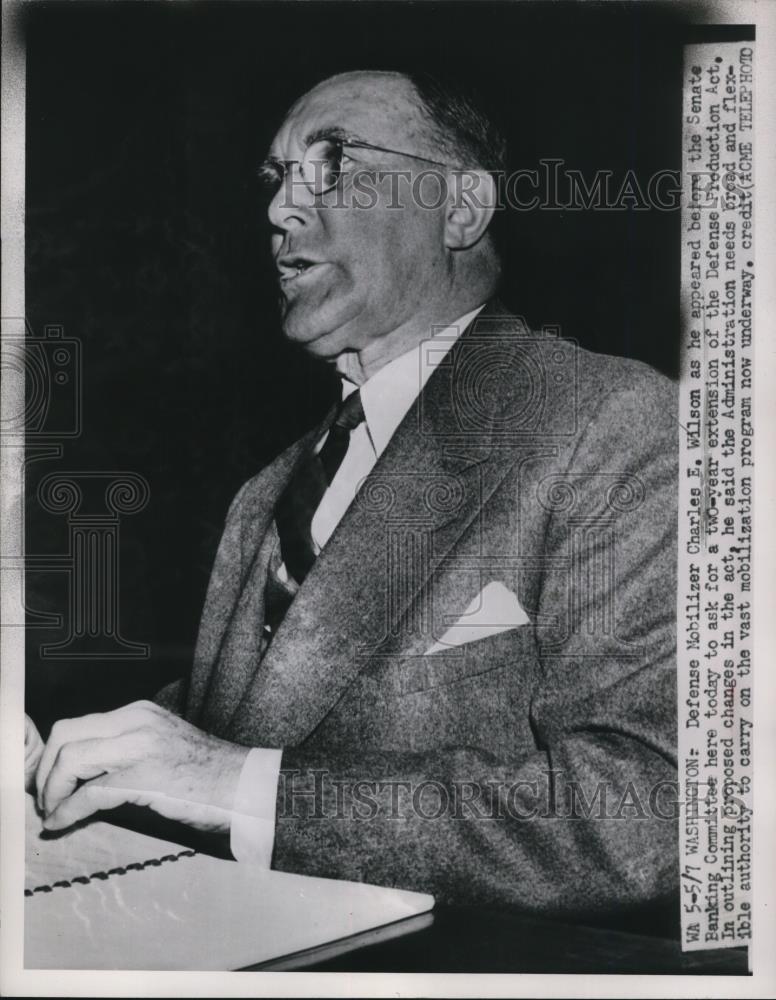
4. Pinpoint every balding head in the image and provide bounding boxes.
[262,70,501,382]
[275,71,454,176]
